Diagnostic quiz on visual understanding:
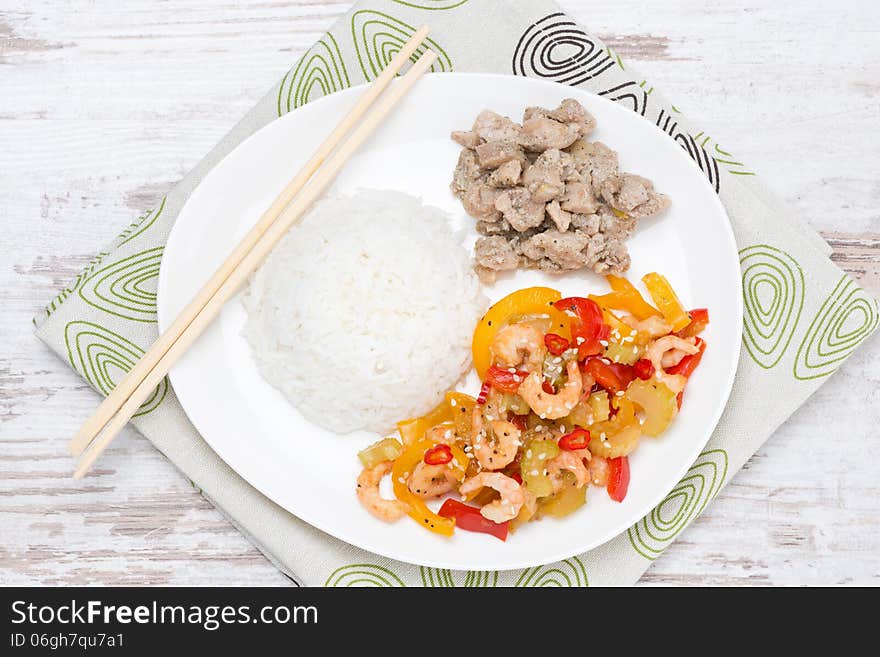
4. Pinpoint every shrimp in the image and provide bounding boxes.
[517,360,583,419]
[646,335,698,394]
[356,462,408,522]
[407,462,458,498]
[547,451,590,492]
[621,313,673,338]
[467,387,506,446]
[459,472,525,523]
[425,424,457,445]
[473,420,521,470]
[490,323,547,371]
[588,454,610,486]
